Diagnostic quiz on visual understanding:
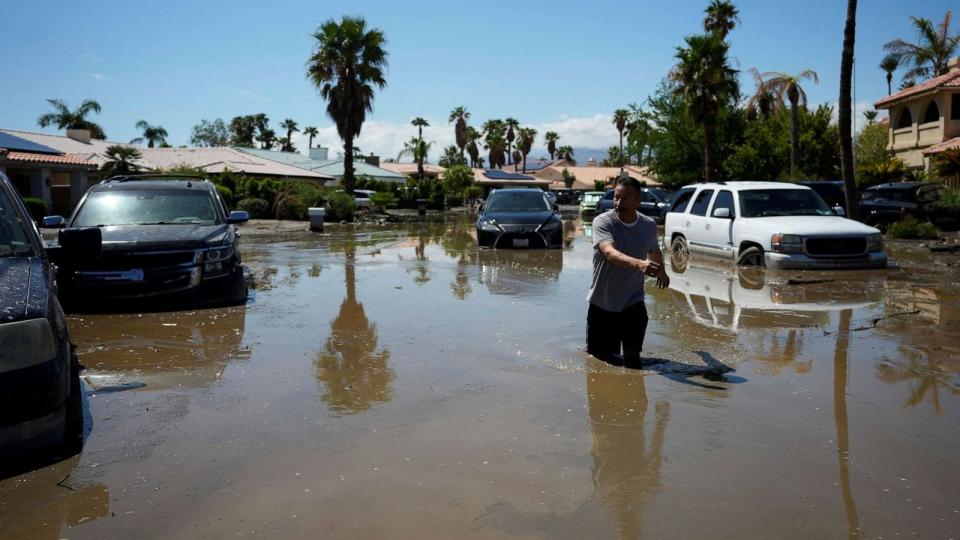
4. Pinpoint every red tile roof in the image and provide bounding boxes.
[921,136,960,155]
[0,149,97,167]
[875,69,960,108]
